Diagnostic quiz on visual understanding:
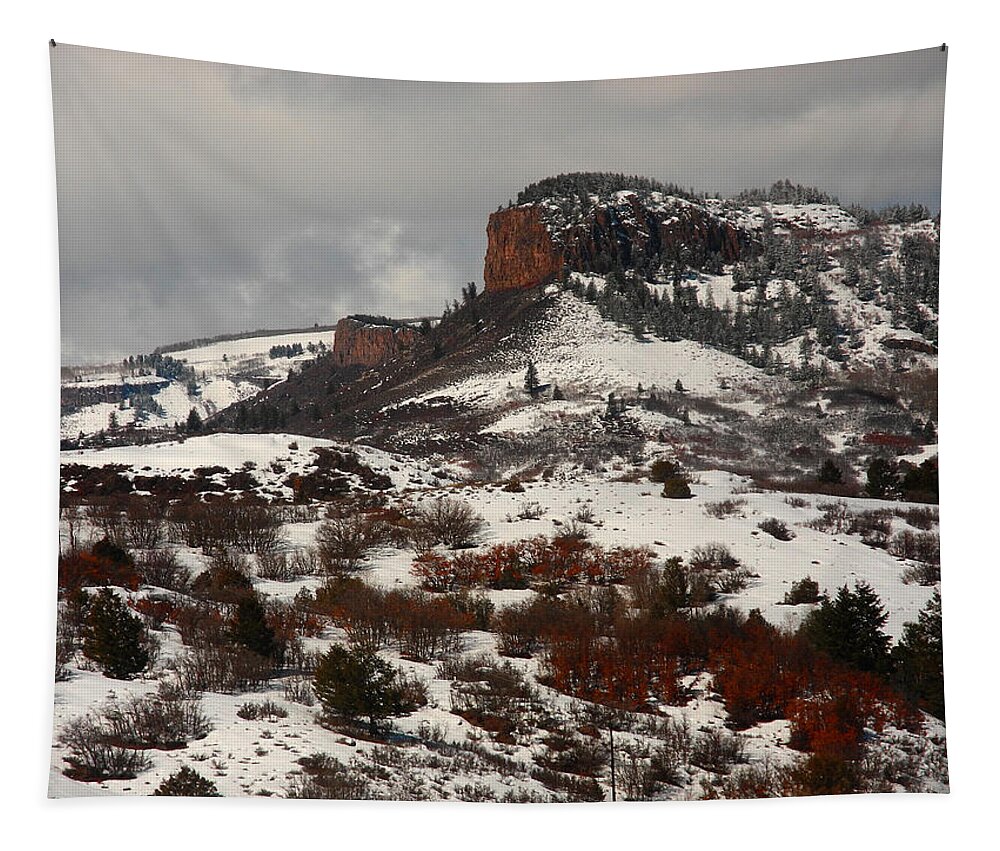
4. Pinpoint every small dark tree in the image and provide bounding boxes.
[802,581,891,674]
[892,591,945,720]
[81,588,150,679]
[865,458,900,499]
[230,591,279,662]
[524,361,541,397]
[153,766,221,797]
[313,645,404,735]
[186,408,204,433]
[552,384,566,401]
[818,459,844,485]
